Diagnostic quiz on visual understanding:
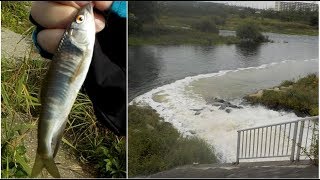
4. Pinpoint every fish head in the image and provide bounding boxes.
[66,3,95,49]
